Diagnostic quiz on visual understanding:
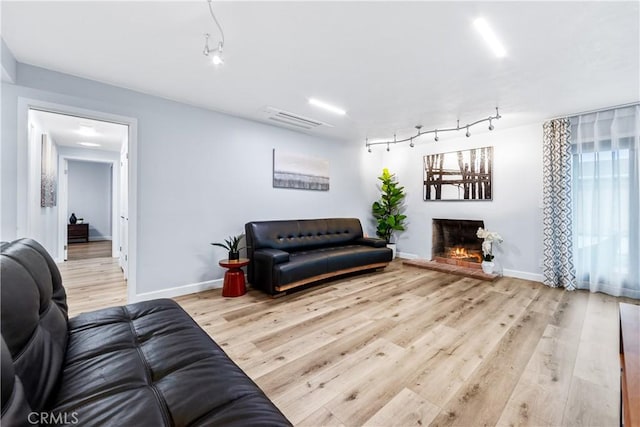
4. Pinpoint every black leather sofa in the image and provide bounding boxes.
[245,218,392,295]
[0,238,291,427]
